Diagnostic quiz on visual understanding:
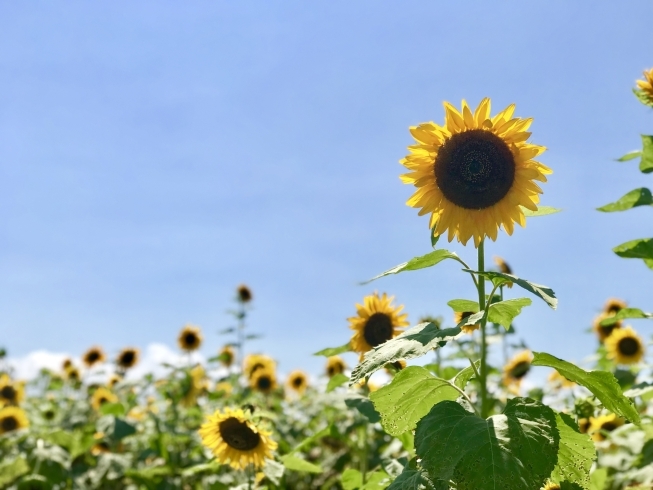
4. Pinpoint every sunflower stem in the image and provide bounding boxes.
[477,239,489,418]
